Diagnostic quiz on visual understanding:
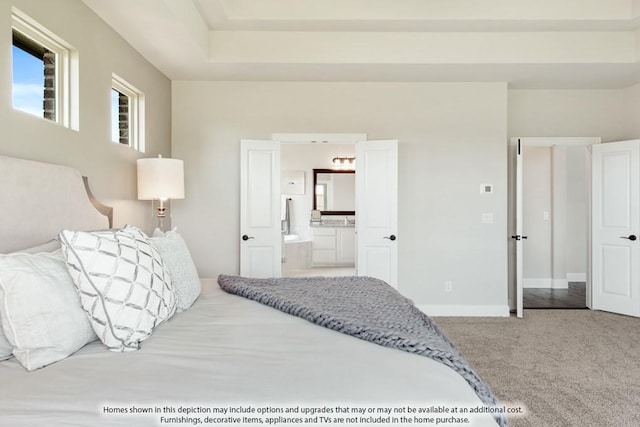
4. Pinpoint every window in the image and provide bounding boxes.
[111,88,128,144]
[12,31,49,118]
[11,8,78,129]
[111,74,145,152]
